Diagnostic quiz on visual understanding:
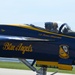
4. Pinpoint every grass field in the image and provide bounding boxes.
[0,61,75,74]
